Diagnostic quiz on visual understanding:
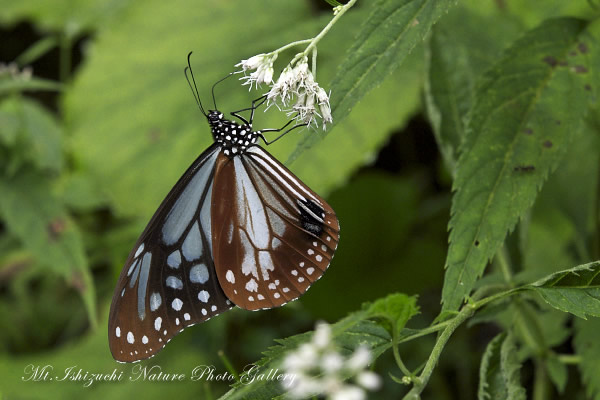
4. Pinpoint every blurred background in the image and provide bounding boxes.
[0,0,596,399]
